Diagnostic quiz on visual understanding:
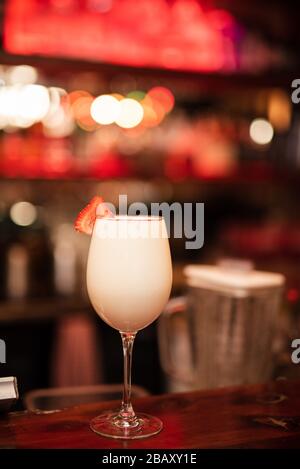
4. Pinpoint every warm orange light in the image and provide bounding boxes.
[68,90,92,105]
[111,92,124,101]
[72,96,98,131]
[141,104,160,128]
[147,86,175,113]
[268,89,291,132]
[142,94,166,126]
